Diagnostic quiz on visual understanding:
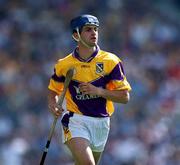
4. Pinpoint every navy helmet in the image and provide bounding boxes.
[70,14,99,33]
